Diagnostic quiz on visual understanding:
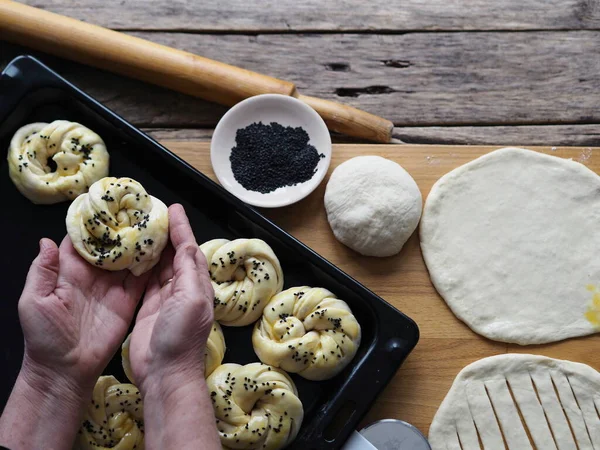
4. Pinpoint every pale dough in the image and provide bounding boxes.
[324,155,422,257]
[121,321,226,381]
[207,362,303,450]
[253,286,361,380]
[200,238,284,326]
[429,354,600,450]
[7,121,109,204]
[77,375,144,450]
[204,322,227,377]
[66,177,169,276]
[420,147,600,344]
